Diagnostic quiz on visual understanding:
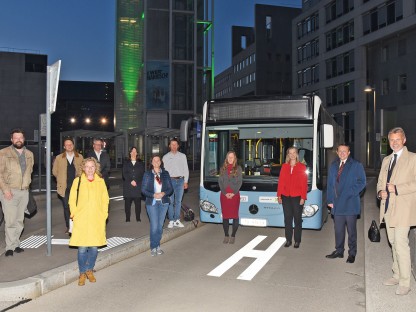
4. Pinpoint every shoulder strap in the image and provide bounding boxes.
[76,176,81,206]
